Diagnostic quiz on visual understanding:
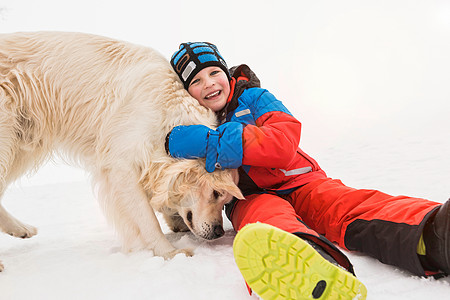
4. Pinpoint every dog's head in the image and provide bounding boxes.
[141,159,244,240]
